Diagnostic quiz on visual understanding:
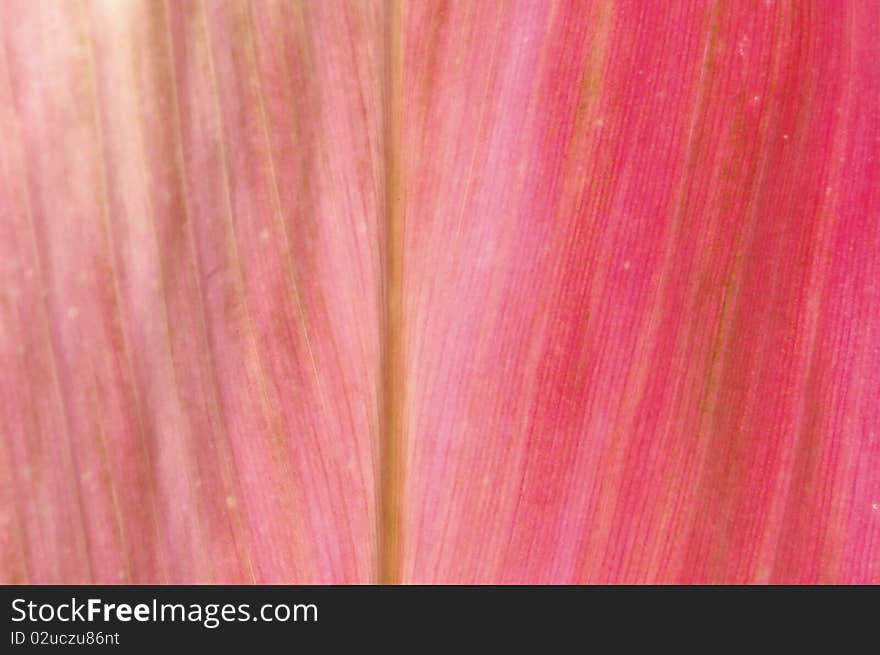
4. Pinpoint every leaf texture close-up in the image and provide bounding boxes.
[0,0,878,584]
